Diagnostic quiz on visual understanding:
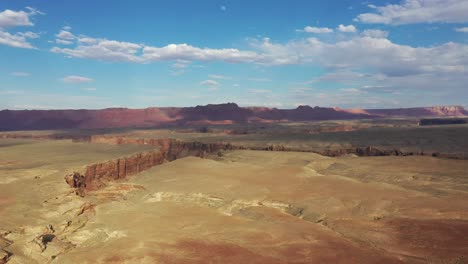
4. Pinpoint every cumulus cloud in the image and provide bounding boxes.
[0,30,37,49]
[49,28,468,99]
[0,7,42,49]
[301,26,334,33]
[52,38,144,62]
[361,29,389,38]
[61,75,94,83]
[253,36,468,77]
[56,30,75,40]
[0,8,40,28]
[356,0,468,25]
[52,33,260,63]
[142,44,259,63]
[455,27,468,33]
[337,24,357,32]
